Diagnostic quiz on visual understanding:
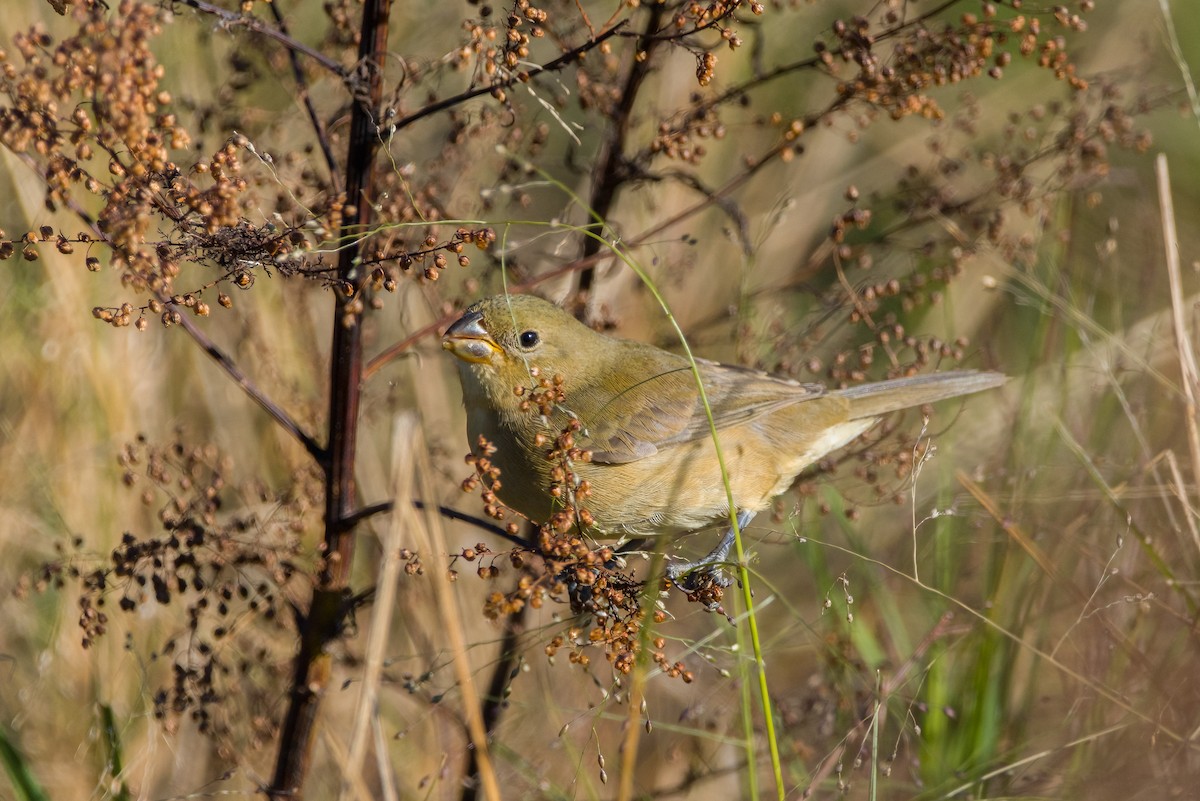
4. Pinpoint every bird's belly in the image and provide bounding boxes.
[467,408,876,540]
